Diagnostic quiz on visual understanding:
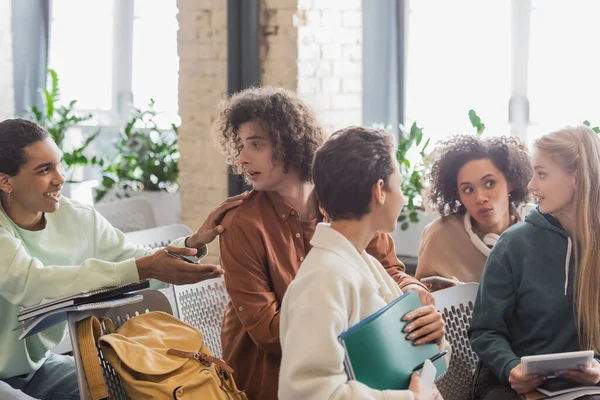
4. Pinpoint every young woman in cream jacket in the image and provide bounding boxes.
[279,127,450,400]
